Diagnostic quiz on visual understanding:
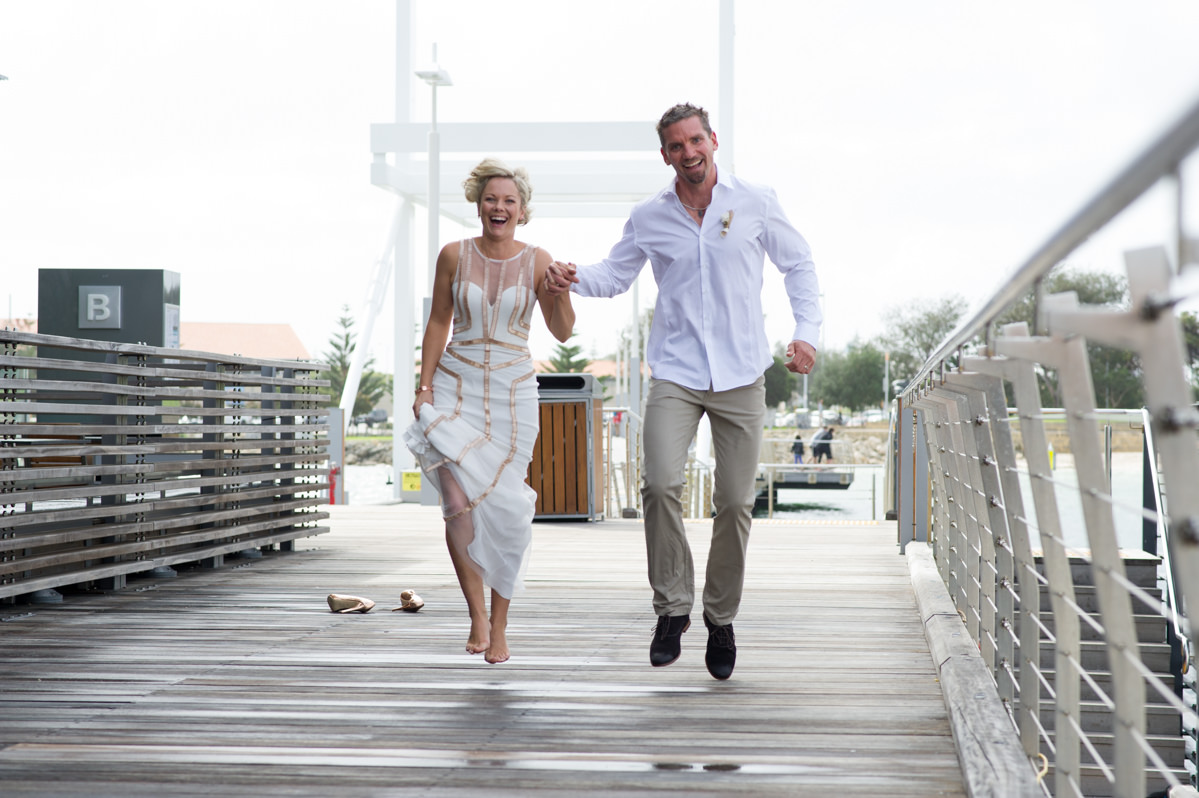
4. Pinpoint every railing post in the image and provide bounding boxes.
[1141,430,1157,556]
[1058,248,1199,790]
[925,393,986,645]
[1041,292,1147,798]
[896,400,929,553]
[991,322,1084,795]
[943,374,1020,713]
[1106,249,1199,651]
[963,350,1068,771]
